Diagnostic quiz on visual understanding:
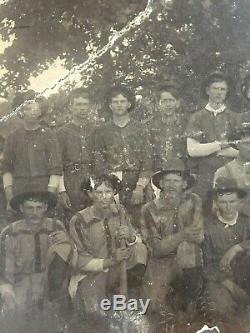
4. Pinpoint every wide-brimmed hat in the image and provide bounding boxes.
[208,177,247,199]
[201,71,231,100]
[152,158,195,190]
[10,182,57,212]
